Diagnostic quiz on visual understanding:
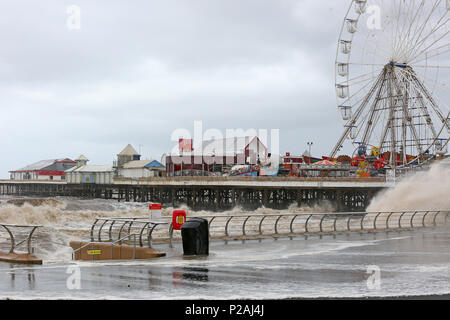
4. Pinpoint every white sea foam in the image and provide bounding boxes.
[367,159,450,212]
